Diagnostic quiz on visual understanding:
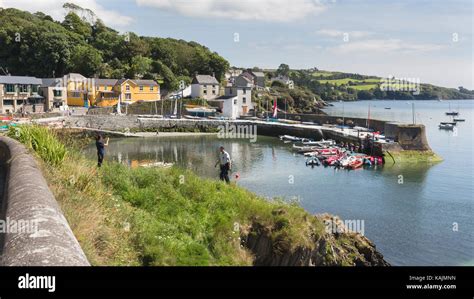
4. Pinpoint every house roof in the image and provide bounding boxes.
[241,72,254,81]
[94,78,118,86]
[251,71,265,77]
[66,73,87,80]
[115,78,159,86]
[41,78,63,87]
[135,79,159,86]
[192,75,219,85]
[0,75,42,85]
[217,95,237,100]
